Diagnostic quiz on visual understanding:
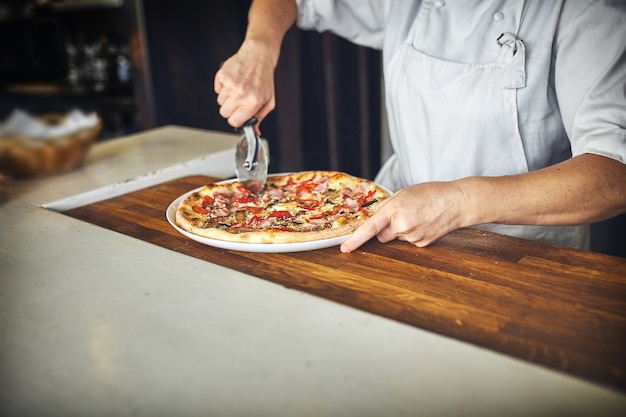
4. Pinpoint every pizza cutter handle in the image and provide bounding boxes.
[235,116,259,136]
[242,116,258,128]
[237,117,260,171]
